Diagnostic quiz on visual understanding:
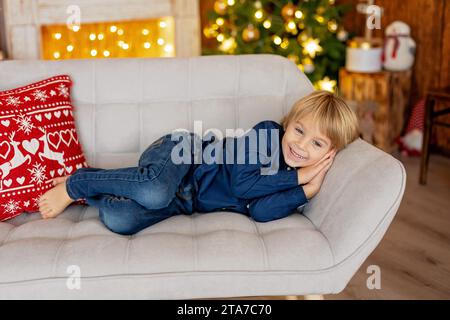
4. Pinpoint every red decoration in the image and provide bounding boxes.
[0,75,88,221]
